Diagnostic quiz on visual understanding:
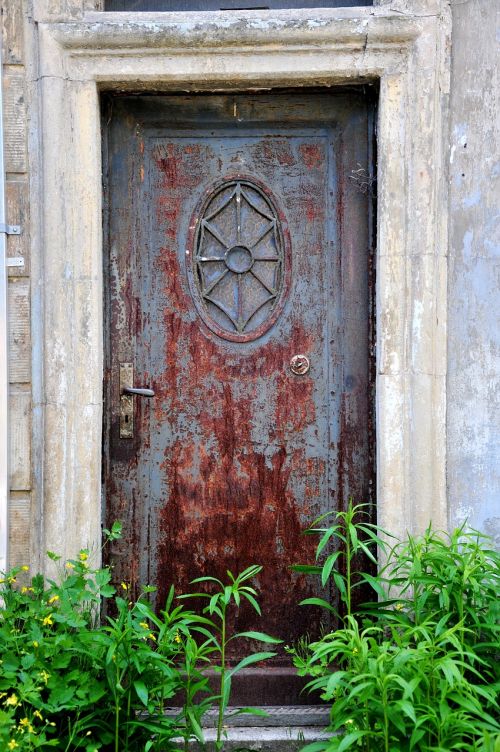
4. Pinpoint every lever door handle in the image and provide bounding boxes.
[119,363,154,438]
[122,386,155,398]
